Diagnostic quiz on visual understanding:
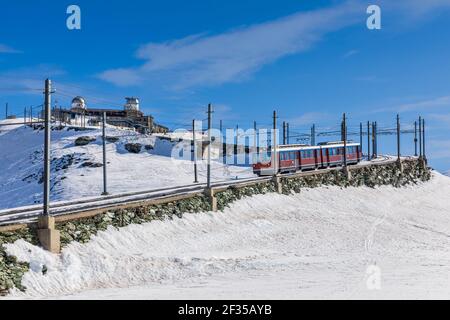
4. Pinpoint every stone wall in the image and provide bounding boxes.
[0,159,431,295]
[281,159,430,193]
